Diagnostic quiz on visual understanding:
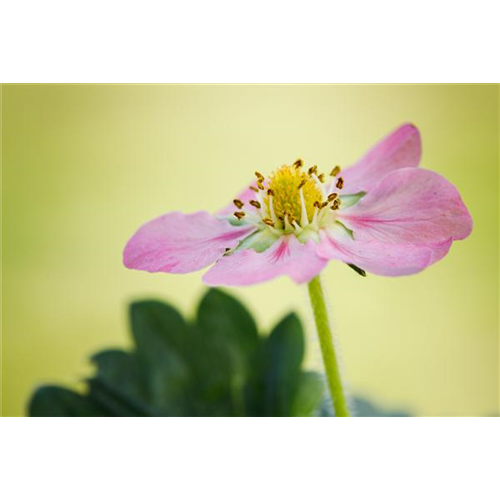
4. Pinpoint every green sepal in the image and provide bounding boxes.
[347,263,367,277]
[231,227,279,253]
[340,191,366,208]
[334,220,354,239]
[297,227,321,244]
